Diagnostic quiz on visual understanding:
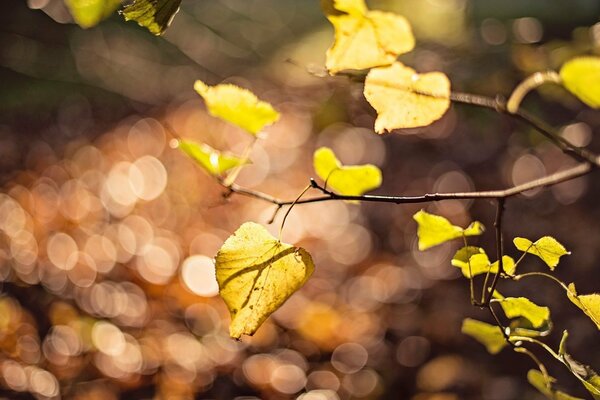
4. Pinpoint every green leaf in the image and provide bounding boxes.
[559,56,600,108]
[194,80,280,135]
[323,0,414,74]
[528,370,584,400]
[121,0,182,35]
[461,318,507,354]
[513,236,570,270]
[451,247,516,278]
[178,139,247,177]
[215,222,315,339]
[364,62,451,132]
[313,147,382,197]
[65,0,121,28]
[413,210,484,251]
[499,297,550,329]
[566,283,600,330]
